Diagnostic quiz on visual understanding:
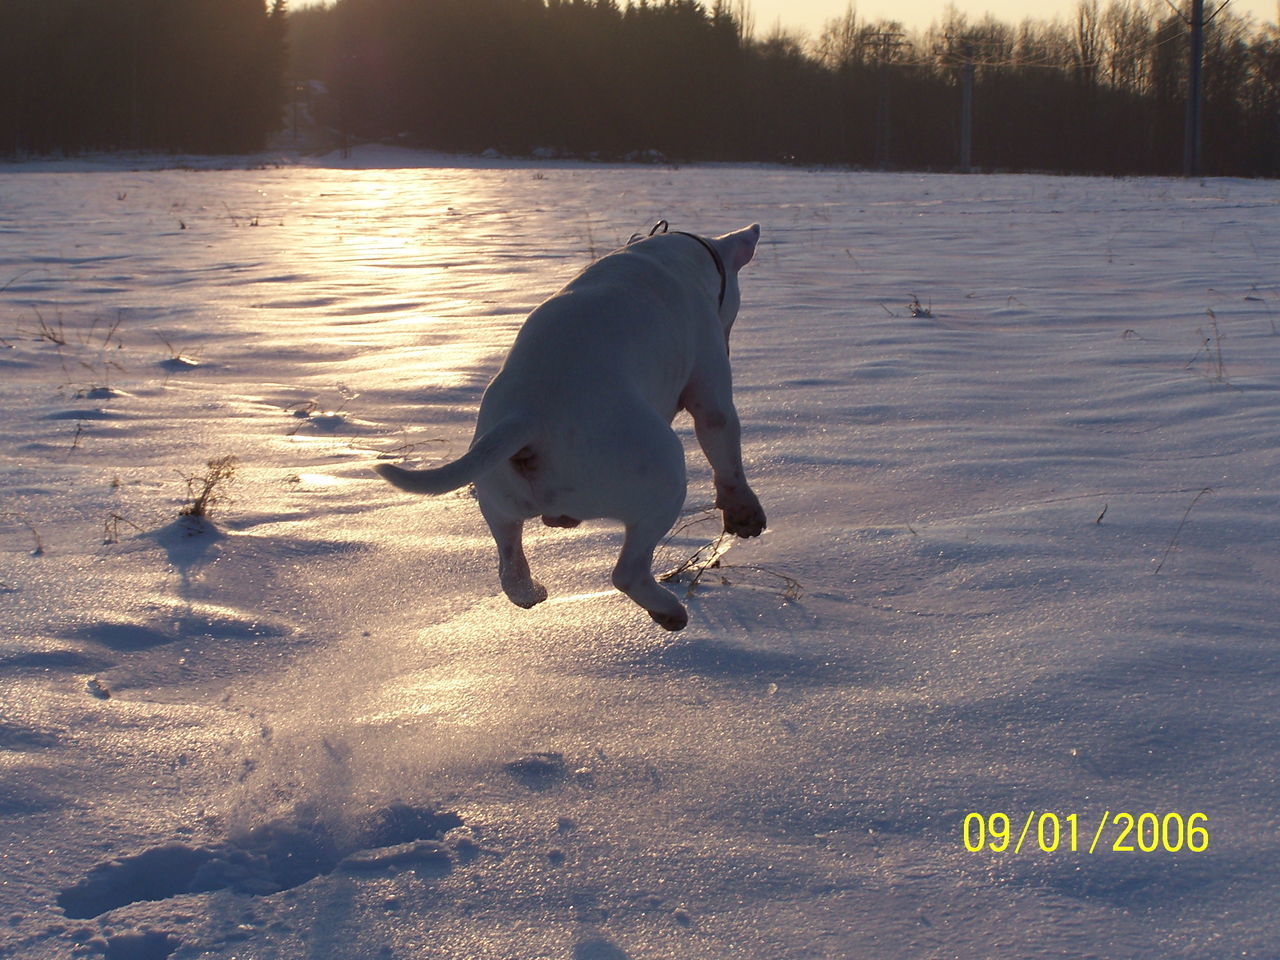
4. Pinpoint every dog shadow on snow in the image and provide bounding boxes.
[588,587,874,688]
